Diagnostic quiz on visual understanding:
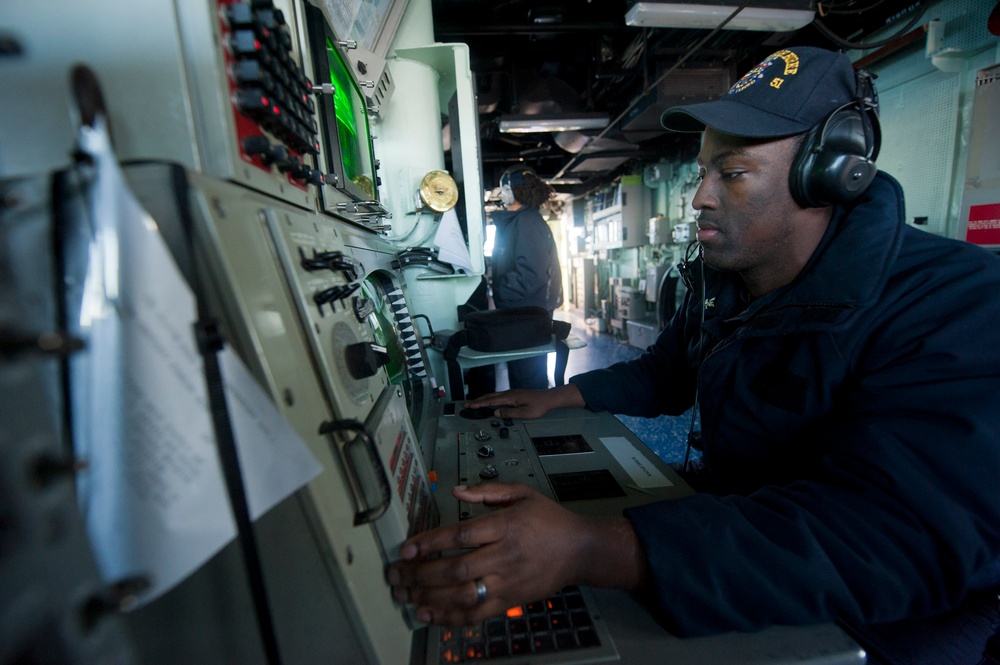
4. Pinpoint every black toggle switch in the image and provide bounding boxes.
[353,296,375,322]
[229,29,263,58]
[303,167,325,186]
[277,155,301,174]
[234,88,270,116]
[266,144,290,169]
[241,135,271,159]
[313,282,360,313]
[345,342,390,379]
[300,249,359,281]
[226,3,255,28]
